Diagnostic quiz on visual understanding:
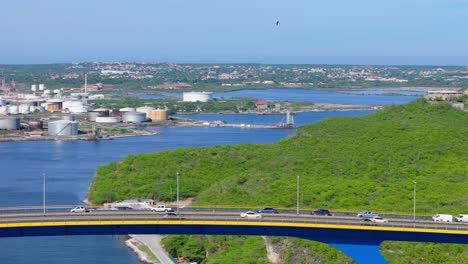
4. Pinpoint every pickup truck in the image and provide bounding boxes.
[151,205,173,212]
[356,211,379,218]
